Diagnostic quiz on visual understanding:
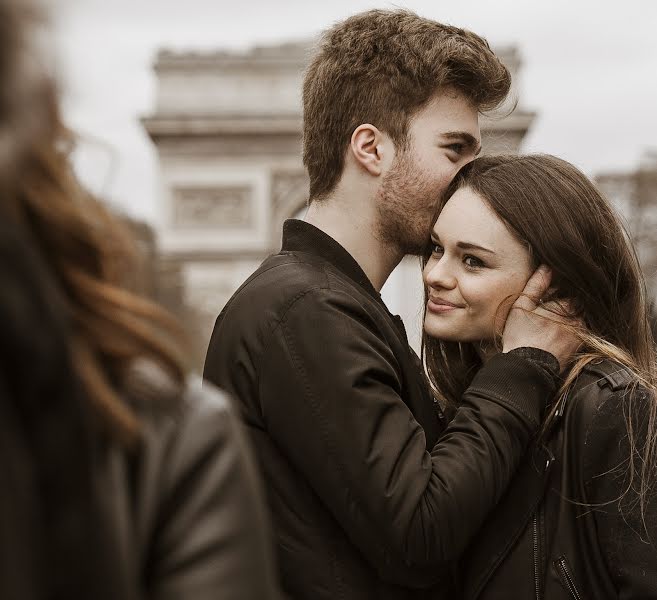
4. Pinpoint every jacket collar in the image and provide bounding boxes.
[281,219,381,302]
